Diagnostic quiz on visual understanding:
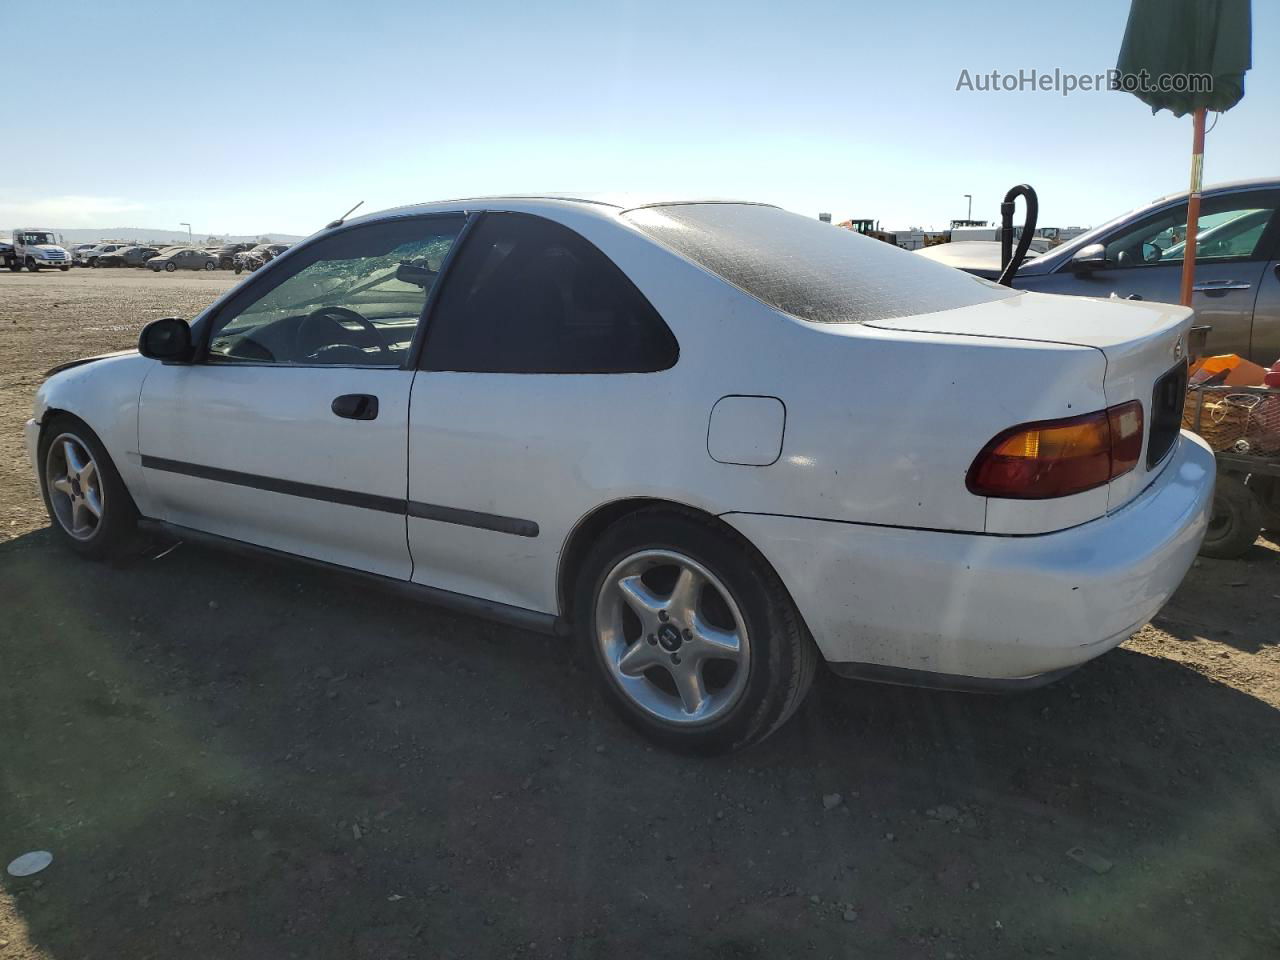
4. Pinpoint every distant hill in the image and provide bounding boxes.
[43,228,308,246]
